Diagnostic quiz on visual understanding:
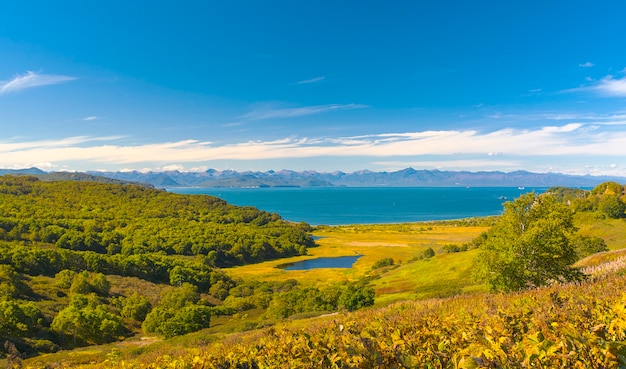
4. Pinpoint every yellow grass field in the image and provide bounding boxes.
[224,222,490,302]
